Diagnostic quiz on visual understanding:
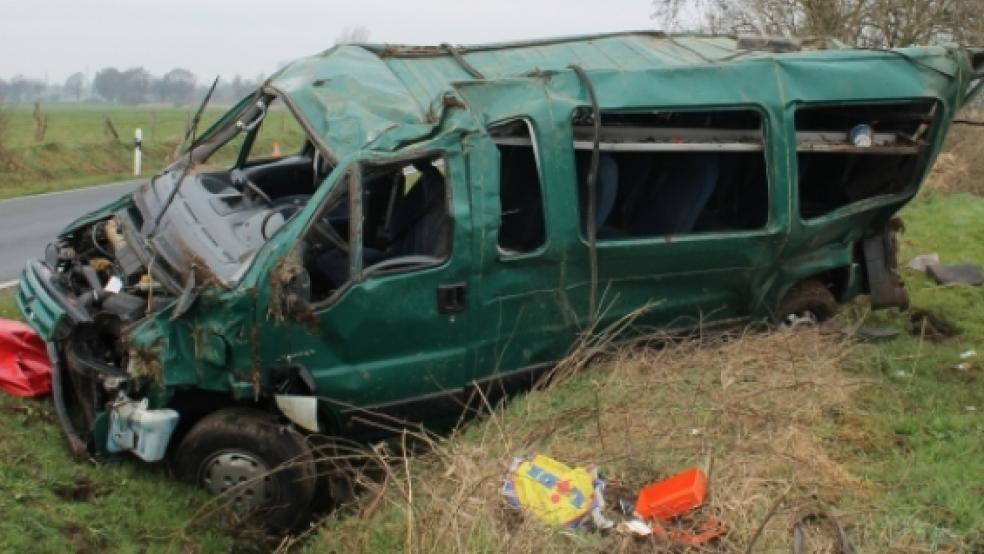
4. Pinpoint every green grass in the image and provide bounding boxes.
[0,289,258,553]
[0,103,306,199]
[838,193,984,548]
